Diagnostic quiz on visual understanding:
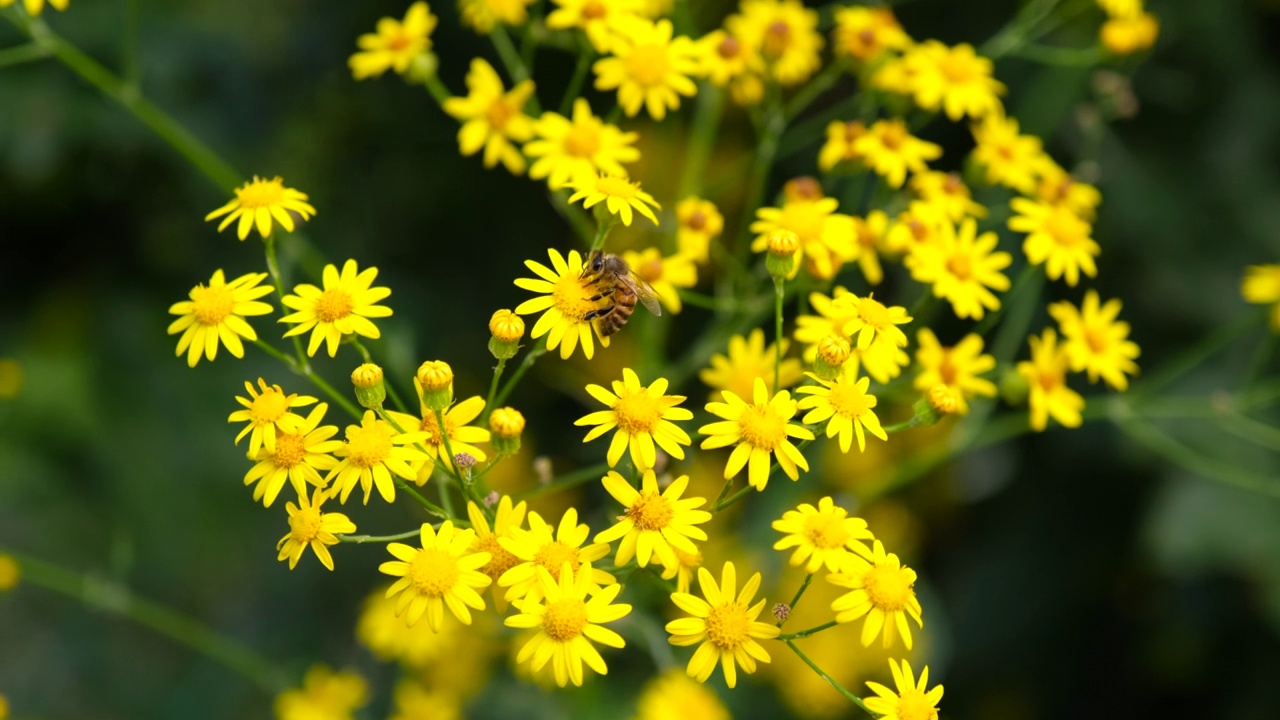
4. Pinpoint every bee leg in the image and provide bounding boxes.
[583,305,616,321]
[587,288,615,302]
